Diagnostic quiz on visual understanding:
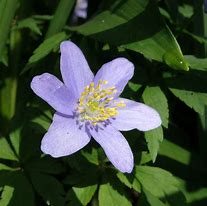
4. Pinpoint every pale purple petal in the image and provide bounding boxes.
[41,113,91,157]
[60,41,94,98]
[94,58,134,97]
[89,125,134,173]
[111,98,162,131]
[74,0,88,19]
[31,73,76,115]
